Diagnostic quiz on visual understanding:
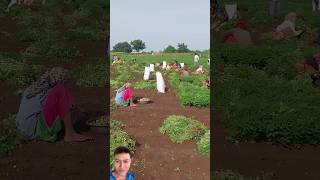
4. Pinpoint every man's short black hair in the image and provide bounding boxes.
[114,146,132,158]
